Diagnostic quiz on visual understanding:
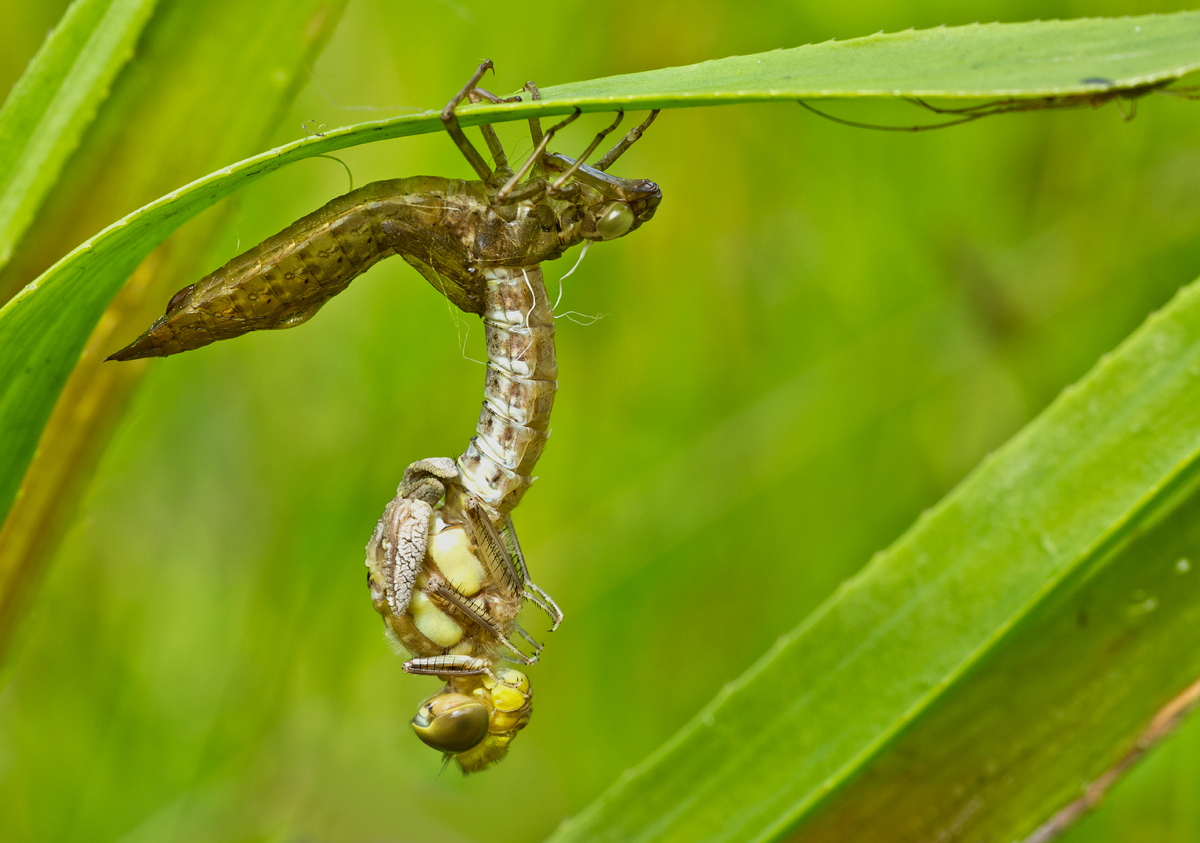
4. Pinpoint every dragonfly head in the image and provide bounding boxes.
[580,177,661,242]
[543,151,661,242]
[412,668,532,773]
